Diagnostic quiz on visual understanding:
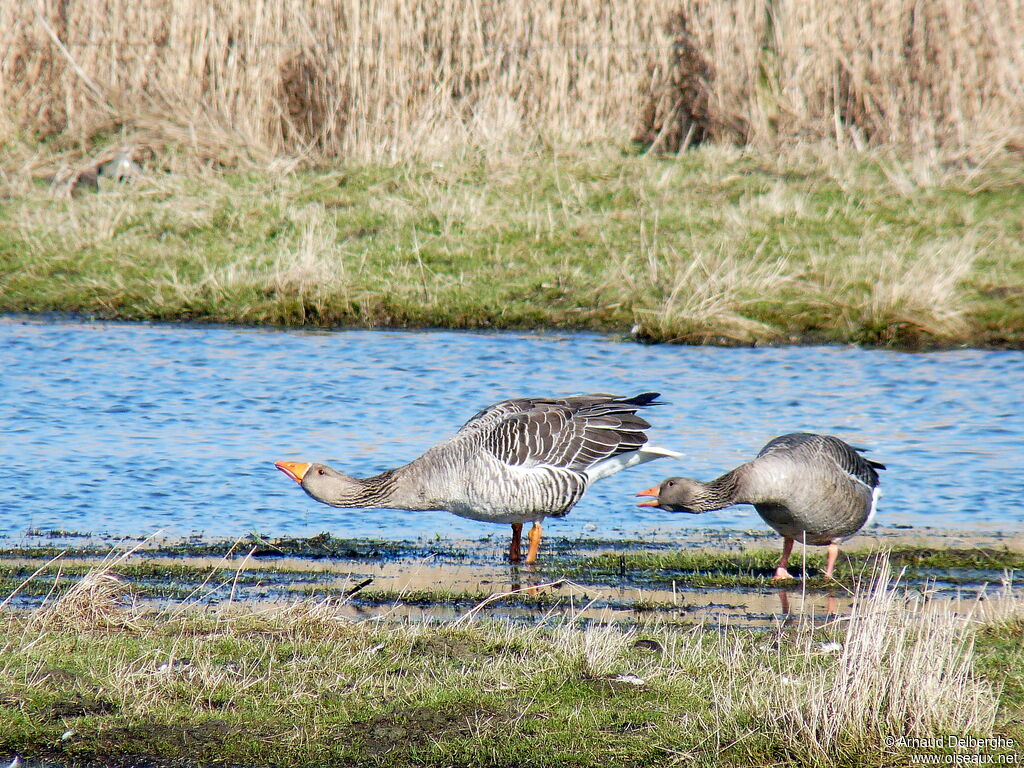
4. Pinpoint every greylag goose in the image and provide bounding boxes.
[276,392,681,564]
[636,433,884,579]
